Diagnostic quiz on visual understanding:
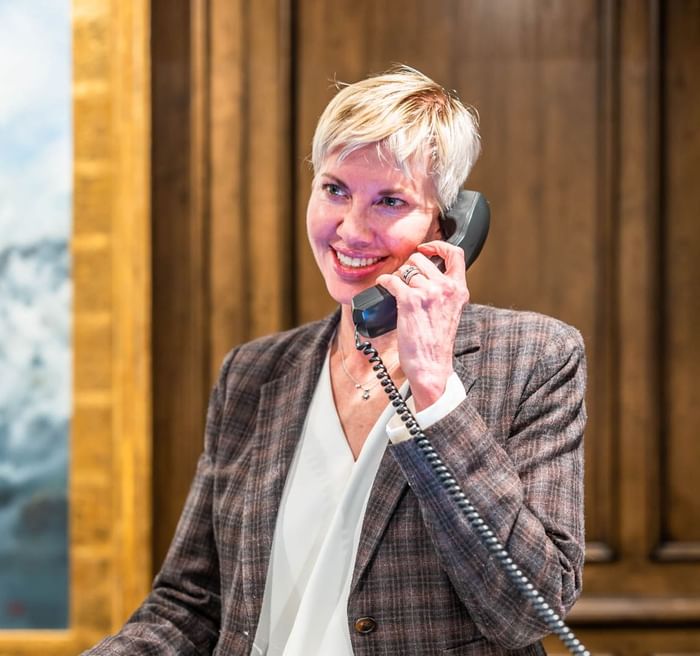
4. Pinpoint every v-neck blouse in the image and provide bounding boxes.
[252,350,465,655]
